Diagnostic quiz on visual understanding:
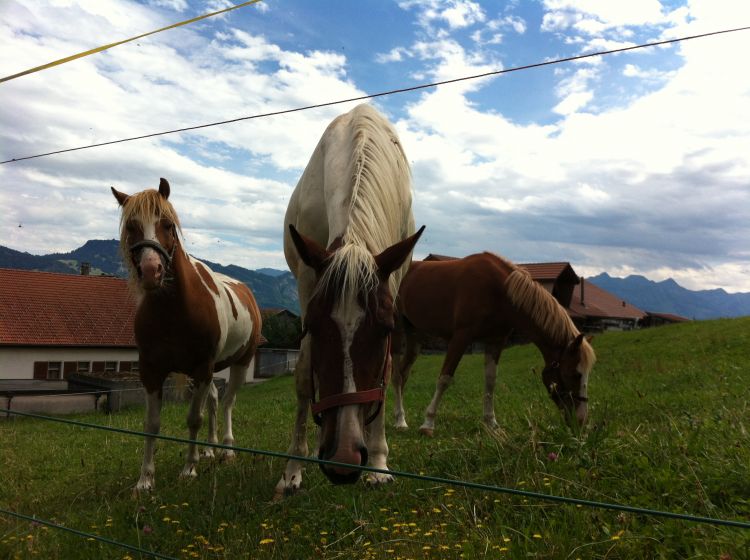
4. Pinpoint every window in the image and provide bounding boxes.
[104,361,117,373]
[130,361,139,373]
[77,361,90,373]
[47,362,62,380]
